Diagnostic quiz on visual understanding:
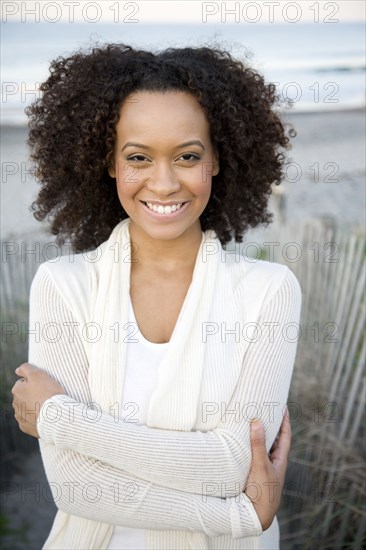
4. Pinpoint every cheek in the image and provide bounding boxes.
[193,166,212,198]
[115,161,141,195]
[195,158,216,192]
